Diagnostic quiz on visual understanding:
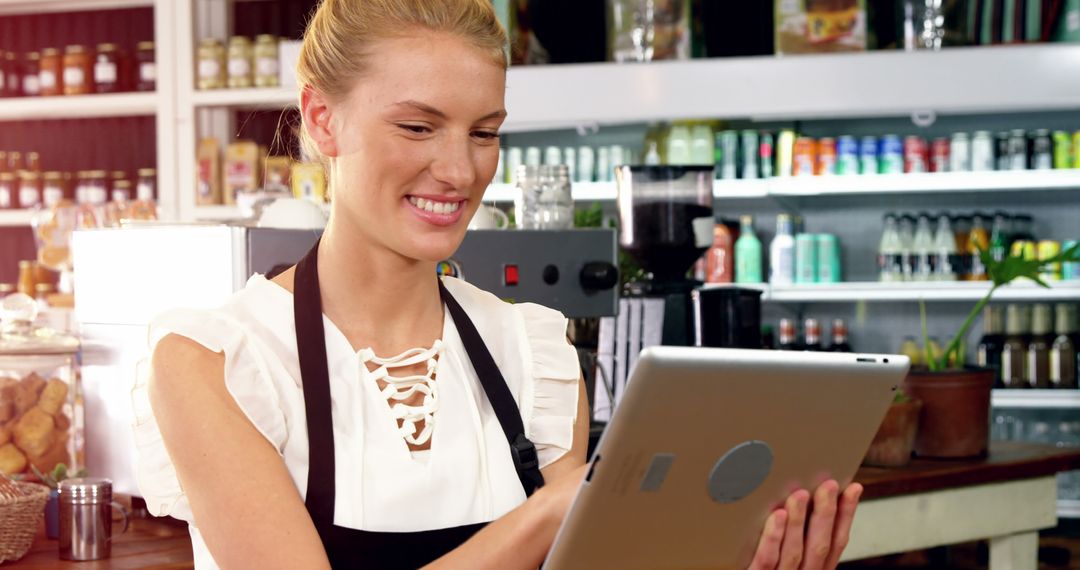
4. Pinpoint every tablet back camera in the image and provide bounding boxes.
[708,441,774,504]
